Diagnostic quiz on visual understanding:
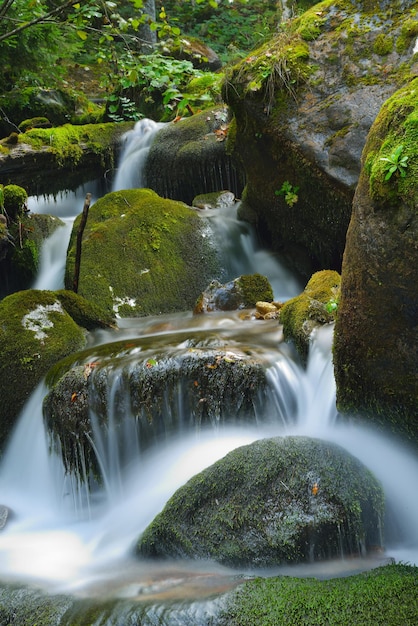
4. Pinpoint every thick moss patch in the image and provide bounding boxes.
[218,563,418,626]
[138,436,384,568]
[365,77,418,208]
[65,188,222,316]
[0,290,86,450]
